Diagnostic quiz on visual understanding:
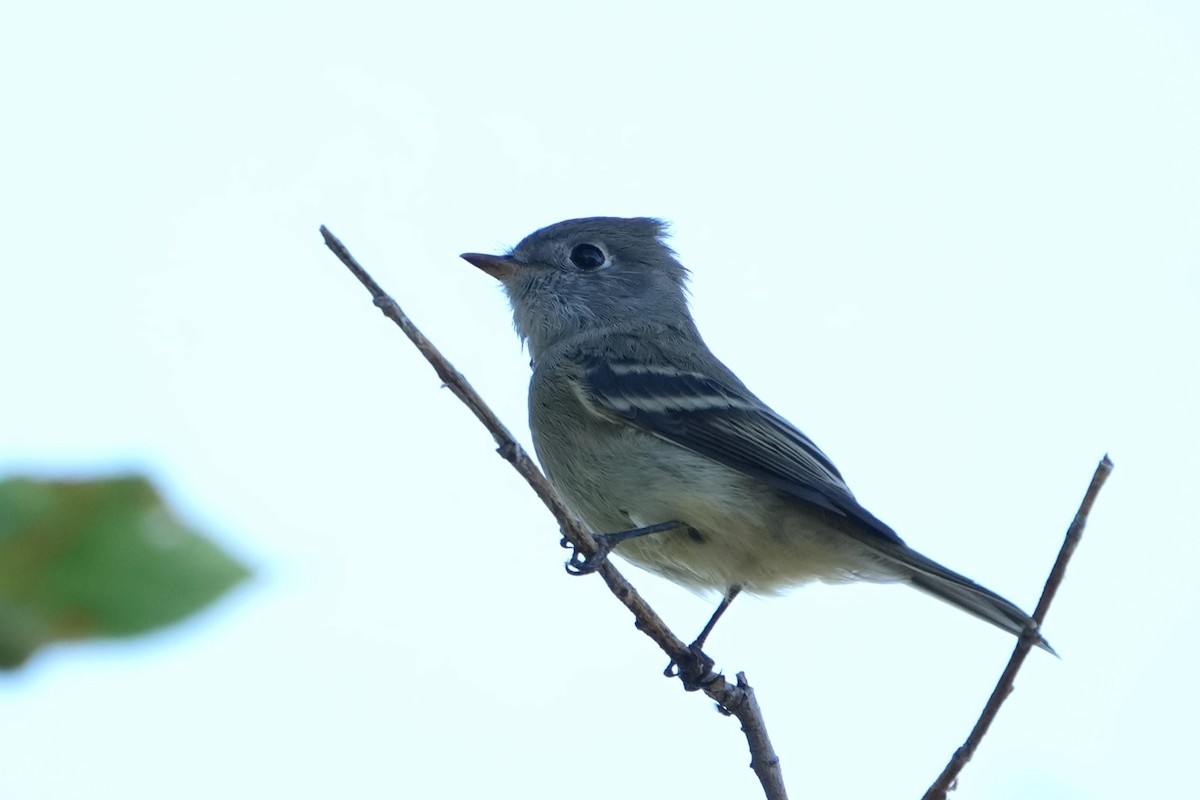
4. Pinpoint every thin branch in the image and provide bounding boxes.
[319,226,788,800]
[922,455,1114,800]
